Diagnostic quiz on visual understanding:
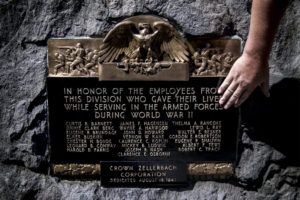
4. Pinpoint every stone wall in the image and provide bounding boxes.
[0,0,299,199]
